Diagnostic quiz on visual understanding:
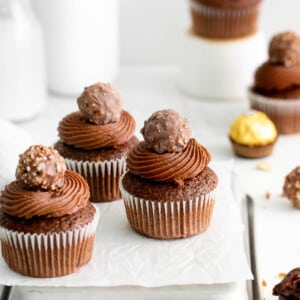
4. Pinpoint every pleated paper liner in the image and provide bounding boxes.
[120,176,216,239]
[65,157,127,203]
[190,0,260,39]
[0,205,99,278]
[249,89,300,134]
